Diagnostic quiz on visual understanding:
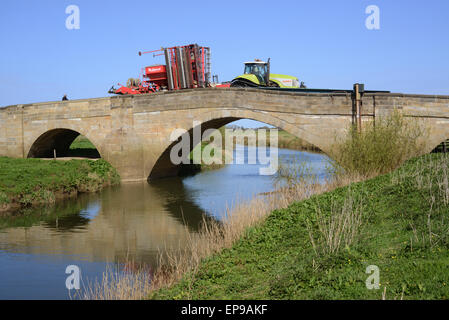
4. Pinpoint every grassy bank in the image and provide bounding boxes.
[151,153,449,299]
[0,157,120,214]
[271,129,321,152]
[81,113,437,300]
